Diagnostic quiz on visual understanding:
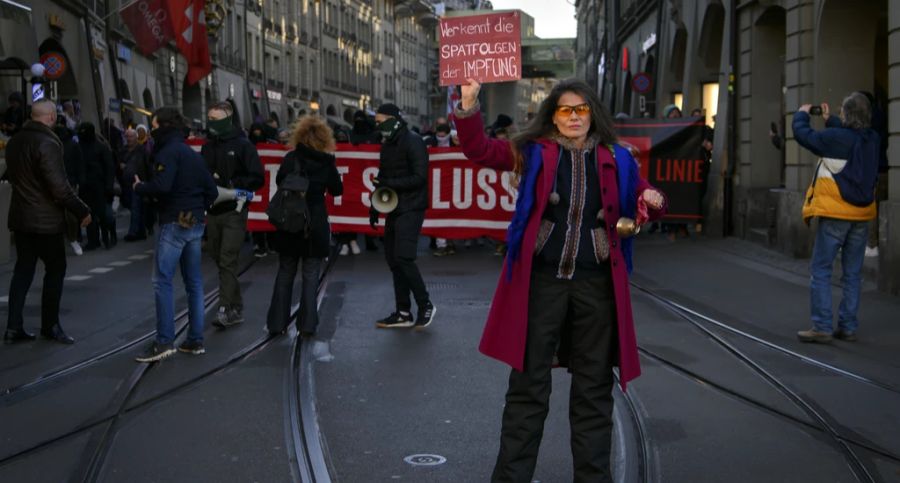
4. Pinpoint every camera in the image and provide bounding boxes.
[809,106,823,116]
